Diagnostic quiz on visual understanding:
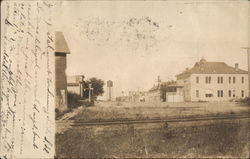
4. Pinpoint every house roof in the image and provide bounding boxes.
[55,32,70,54]
[148,84,160,92]
[176,59,248,78]
[148,81,183,92]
